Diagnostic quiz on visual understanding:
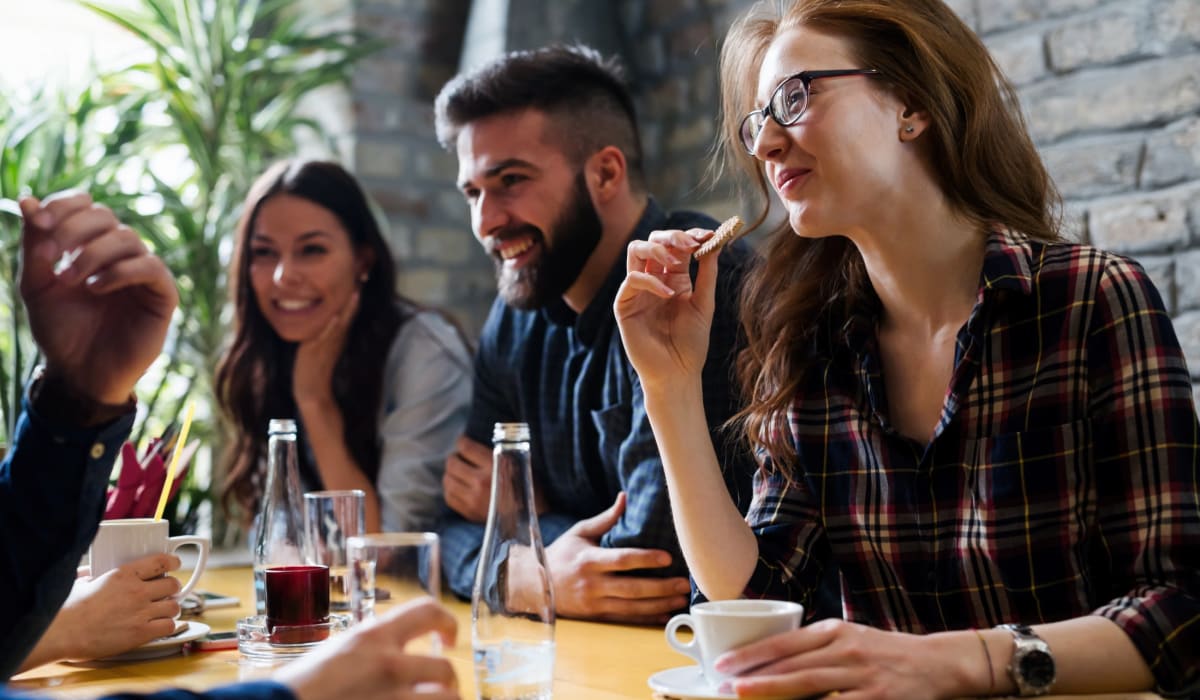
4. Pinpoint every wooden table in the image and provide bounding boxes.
[10,566,1162,700]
